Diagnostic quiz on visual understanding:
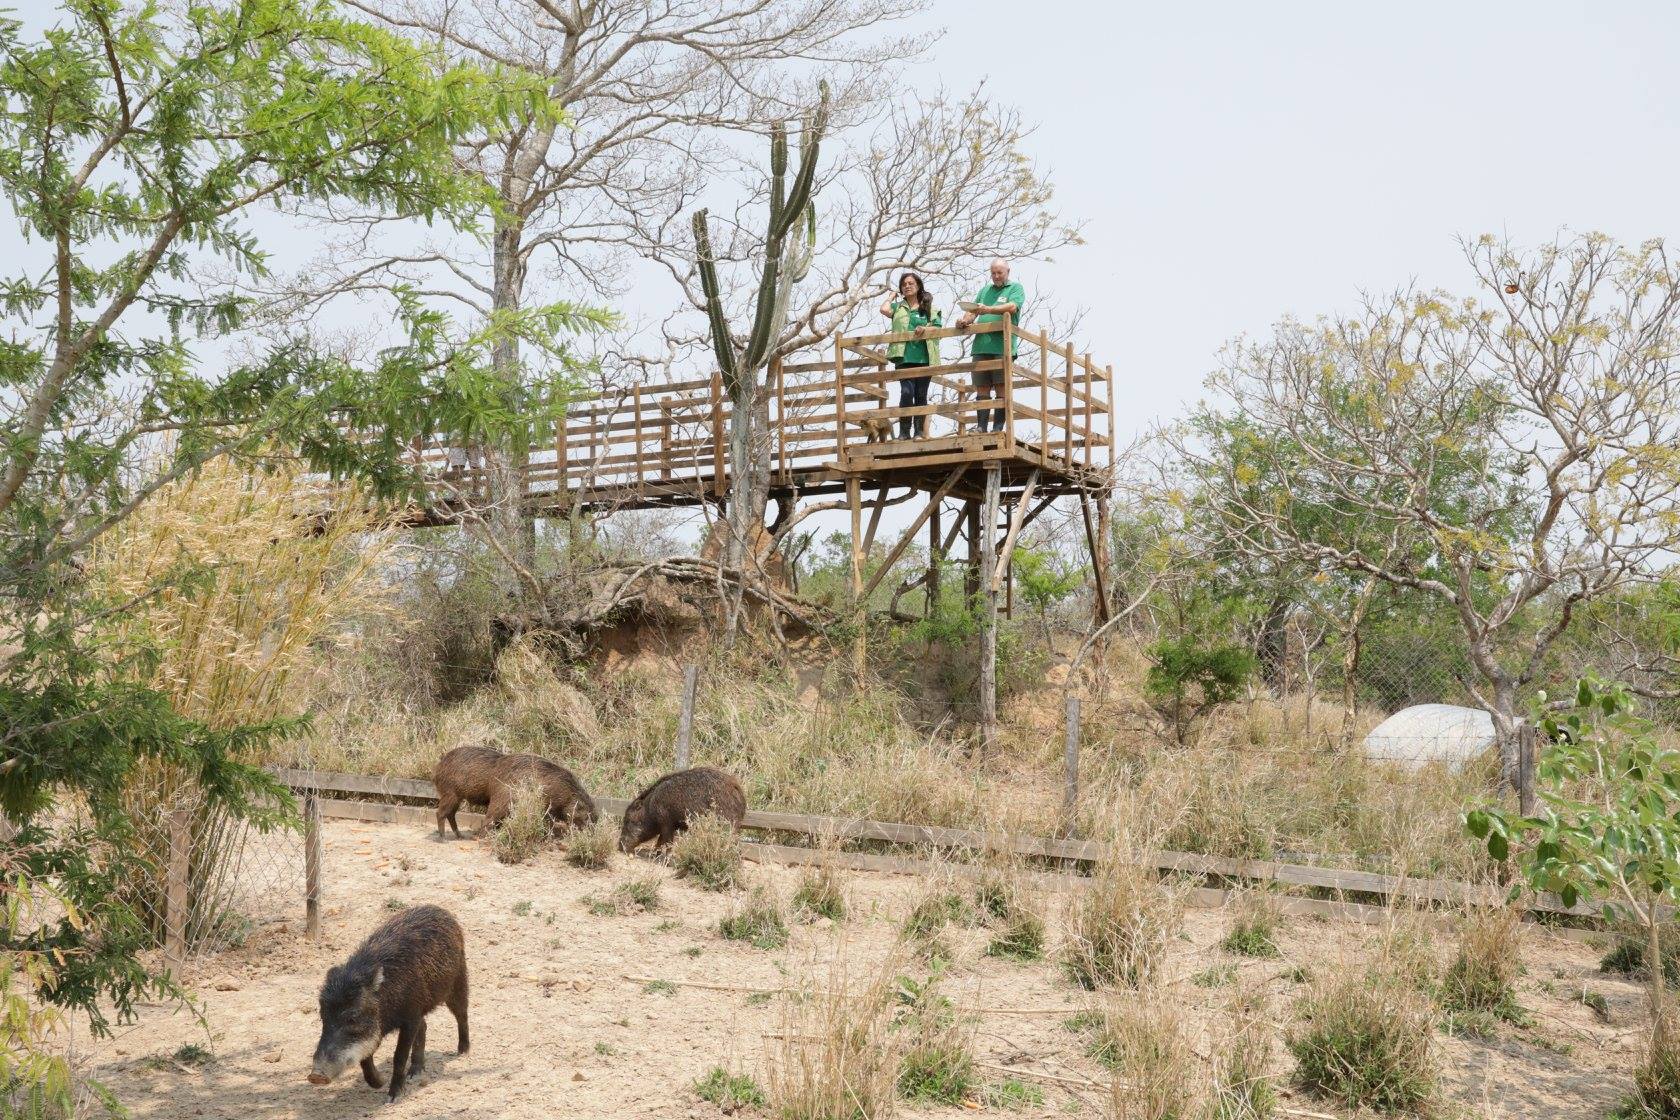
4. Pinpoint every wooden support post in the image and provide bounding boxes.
[1081,493,1112,625]
[979,463,1002,758]
[164,806,190,965]
[1517,723,1537,816]
[633,385,644,496]
[1001,320,1015,448]
[862,484,888,556]
[774,357,787,485]
[305,788,323,941]
[834,338,847,465]
[710,370,725,497]
[964,500,980,602]
[1063,695,1080,832]
[1082,352,1094,463]
[860,468,968,601]
[848,477,865,677]
[991,468,1040,590]
[675,664,700,770]
[1063,342,1076,463]
[555,406,569,508]
[1105,363,1116,462]
[927,500,941,617]
[1039,341,1049,463]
